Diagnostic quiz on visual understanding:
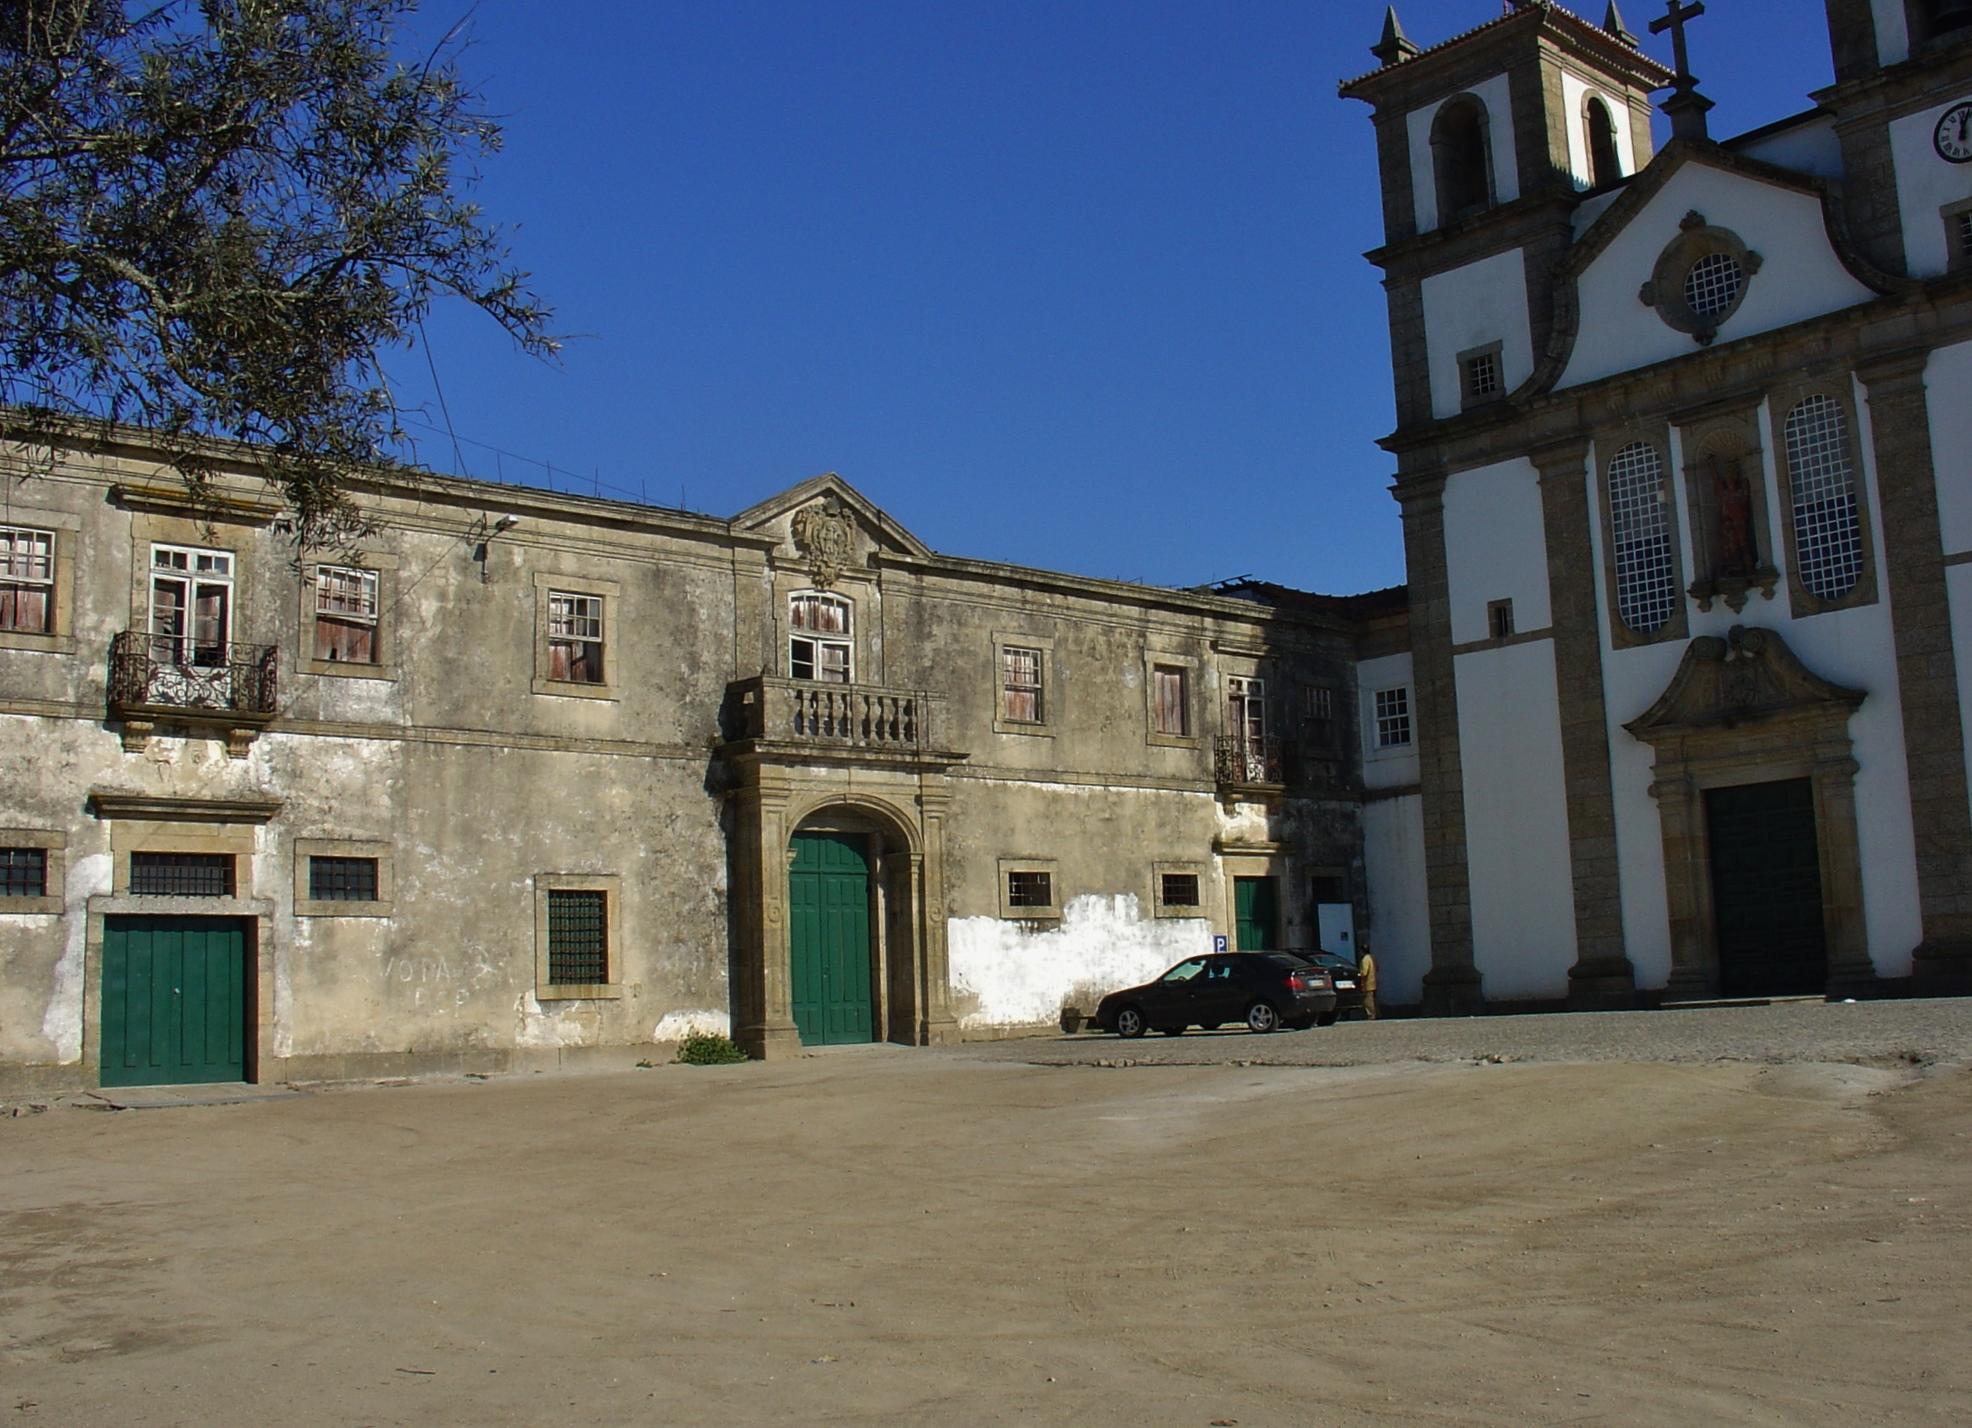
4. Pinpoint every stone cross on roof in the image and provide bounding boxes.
[1650,0,1715,141]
